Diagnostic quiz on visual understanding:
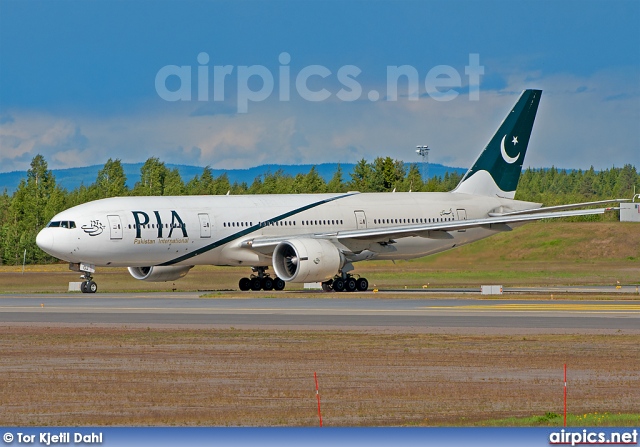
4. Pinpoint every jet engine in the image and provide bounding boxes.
[272,238,343,283]
[128,265,193,282]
